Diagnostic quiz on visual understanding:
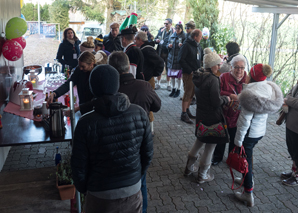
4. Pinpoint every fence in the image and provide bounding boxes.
[26,21,60,41]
